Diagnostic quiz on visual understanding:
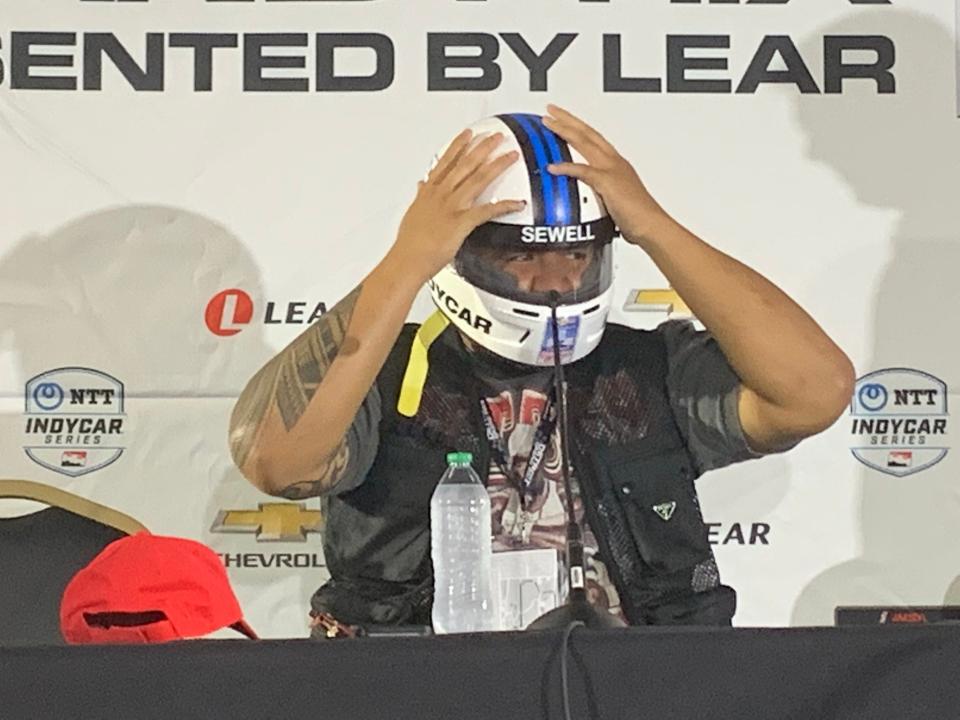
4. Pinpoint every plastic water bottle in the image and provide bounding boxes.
[430,451,496,634]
